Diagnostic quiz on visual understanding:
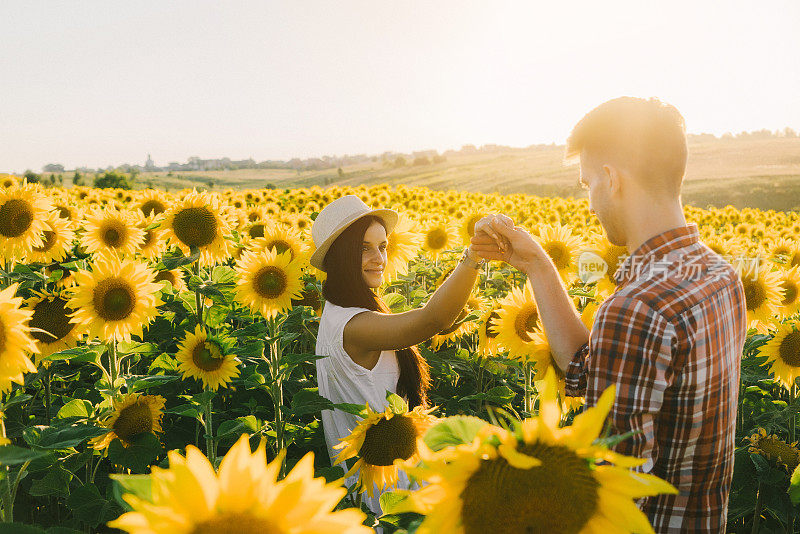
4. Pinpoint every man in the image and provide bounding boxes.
[471,97,747,532]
